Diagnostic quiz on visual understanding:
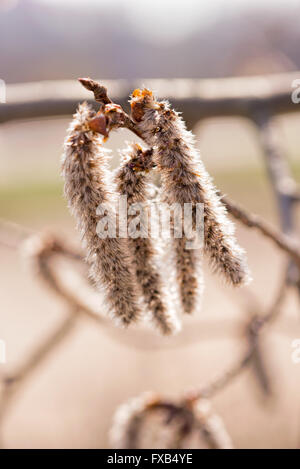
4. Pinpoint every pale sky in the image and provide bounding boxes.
[3,0,300,45]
